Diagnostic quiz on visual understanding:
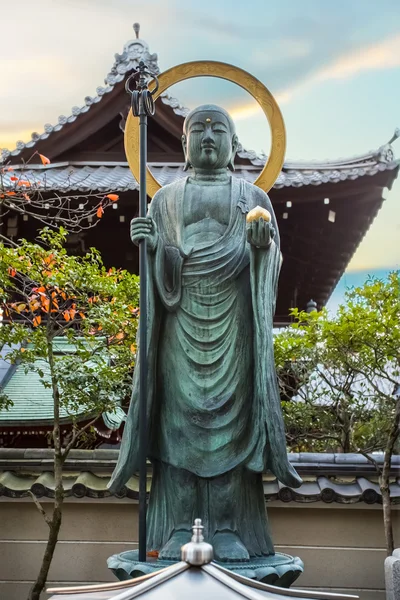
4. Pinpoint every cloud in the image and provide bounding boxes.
[229,34,400,120]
